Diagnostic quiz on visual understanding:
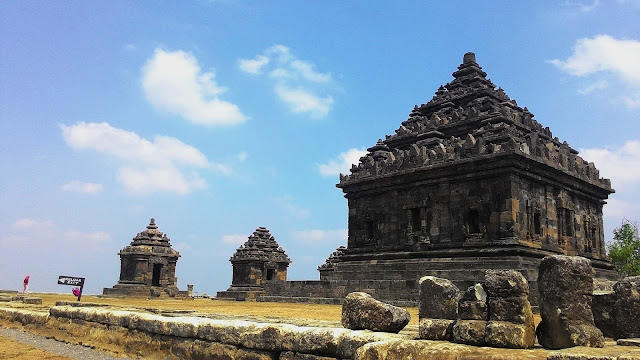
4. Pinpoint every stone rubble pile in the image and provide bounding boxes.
[418,271,535,349]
